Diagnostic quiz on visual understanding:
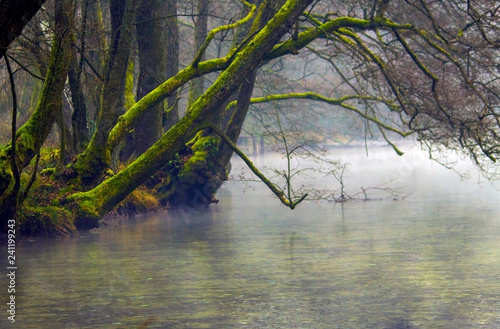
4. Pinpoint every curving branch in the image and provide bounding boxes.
[106,12,417,154]
[191,0,256,67]
[225,92,412,138]
[207,123,307,209]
